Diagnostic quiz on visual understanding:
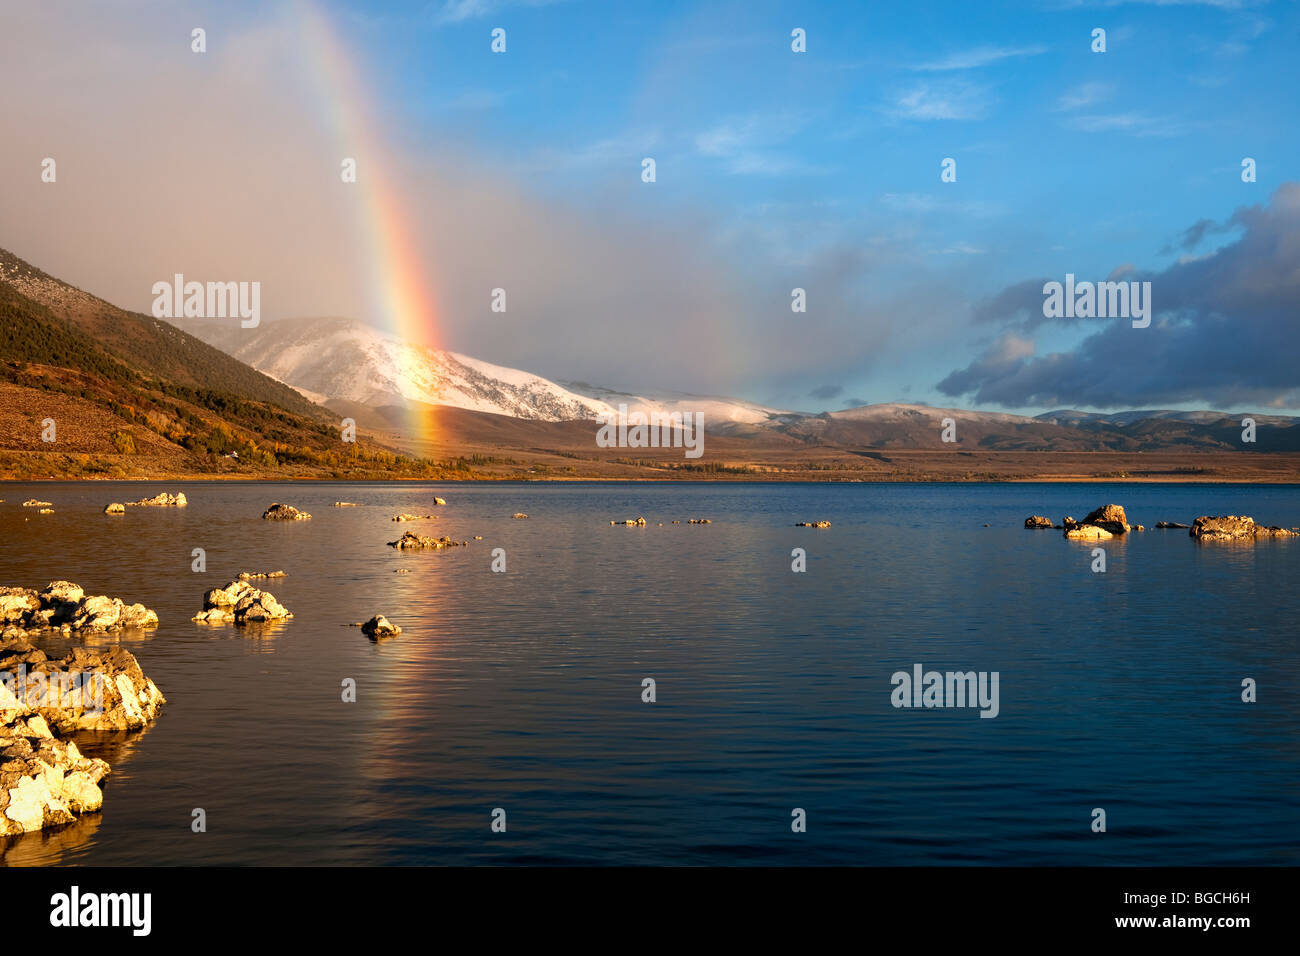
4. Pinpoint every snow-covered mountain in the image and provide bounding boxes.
[185,316,789,425]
